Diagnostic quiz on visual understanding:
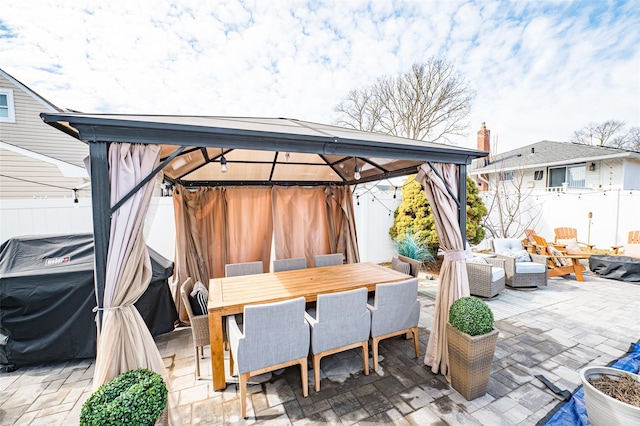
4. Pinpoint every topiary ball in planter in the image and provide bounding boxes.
[449,296,494,336]
[80,368,167,426]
